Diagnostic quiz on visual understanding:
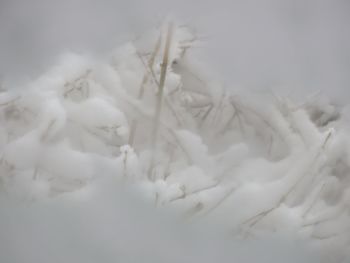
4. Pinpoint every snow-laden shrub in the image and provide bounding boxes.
[0,22,349,262]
